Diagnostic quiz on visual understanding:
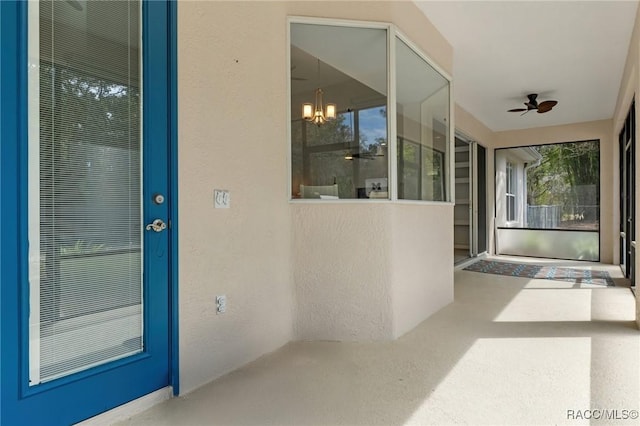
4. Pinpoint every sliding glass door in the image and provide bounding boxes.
[619,101,635,285]
[454,134,487,264]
